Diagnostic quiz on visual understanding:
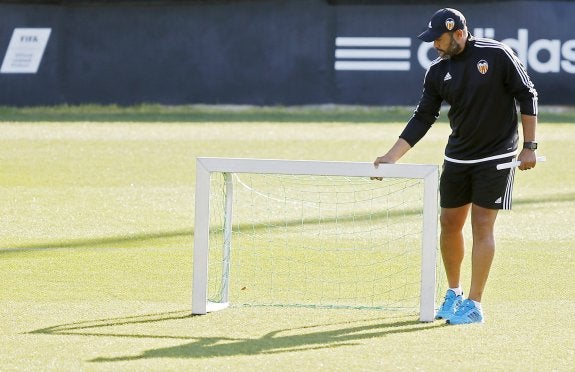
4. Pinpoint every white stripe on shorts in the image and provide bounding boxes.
[503,167,516,210]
